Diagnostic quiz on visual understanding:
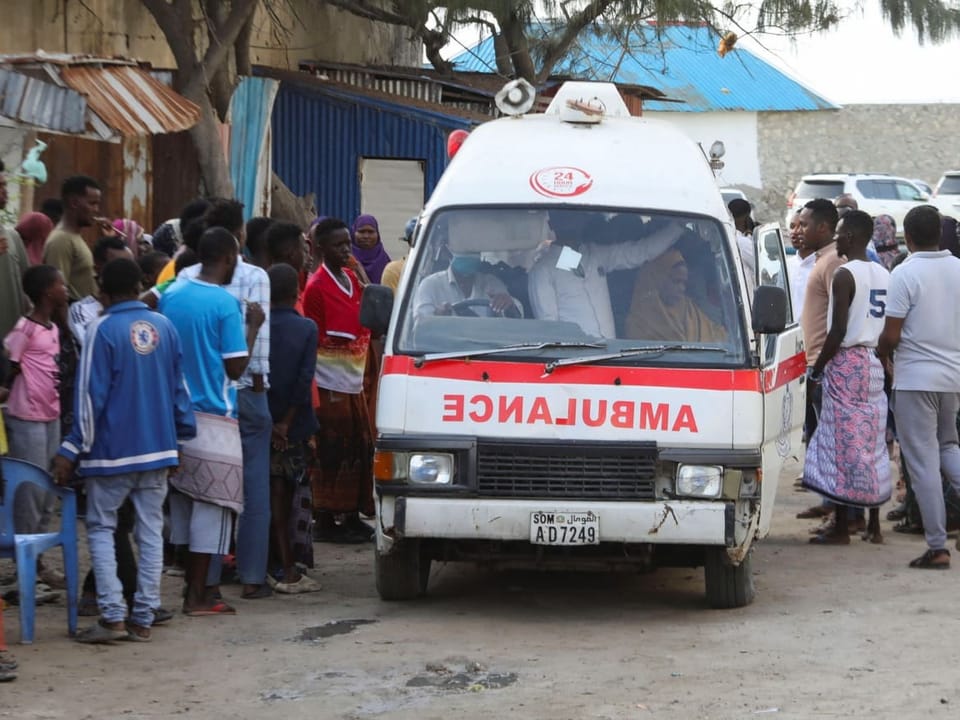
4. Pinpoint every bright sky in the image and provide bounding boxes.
[739,4,960,104]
